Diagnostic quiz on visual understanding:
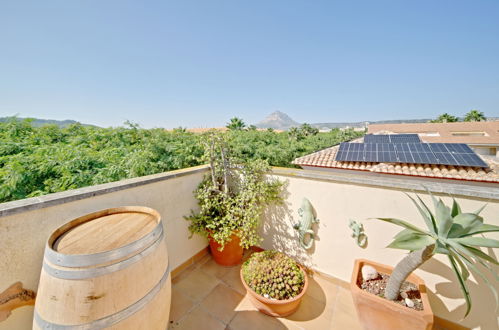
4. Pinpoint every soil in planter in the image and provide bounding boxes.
[359,272,424,311]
